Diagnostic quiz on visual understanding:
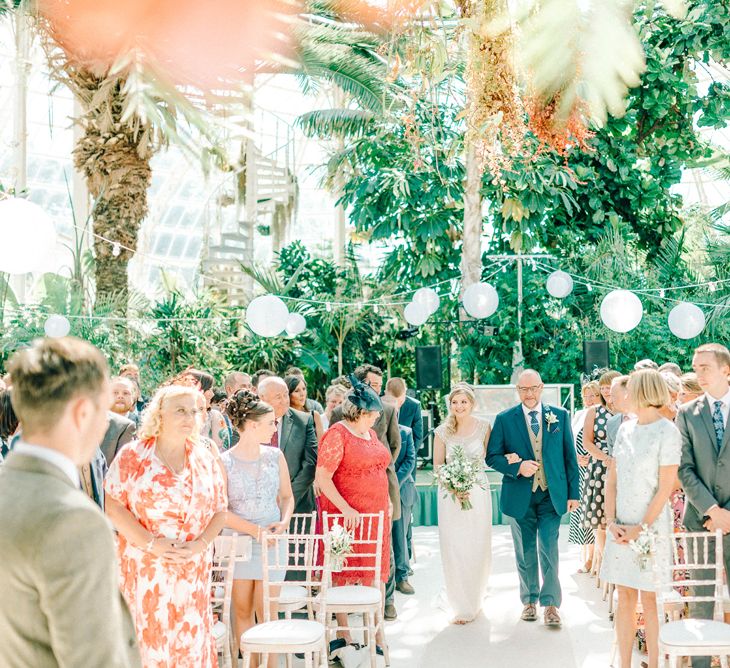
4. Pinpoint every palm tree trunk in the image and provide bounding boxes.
[461,141,483,293]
